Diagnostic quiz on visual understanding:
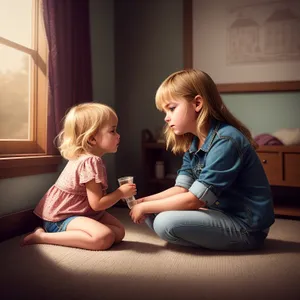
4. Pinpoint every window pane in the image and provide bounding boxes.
[0,0,33,48]
[0,45,30,140]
